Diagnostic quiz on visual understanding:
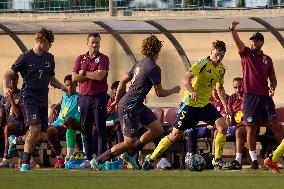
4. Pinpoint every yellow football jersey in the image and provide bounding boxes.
[182,57,226,107]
